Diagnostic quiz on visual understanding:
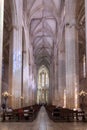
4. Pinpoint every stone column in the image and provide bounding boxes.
[22,27,31,106]
[28,48,34,105]
[29,64,32,105]
[0,0,4,105]
[52,59,56,105]
[49,62,53,104]
[85,0,87,76]
[54,57,59,105]
[53,47,59,106]
[51,56,57,105]
[35,65,38,104]
[49,68,51,103]
[65,0,79,109]
[9,0,23,108]
[58,51,66,107]
[33,64,37,104]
